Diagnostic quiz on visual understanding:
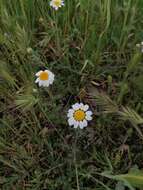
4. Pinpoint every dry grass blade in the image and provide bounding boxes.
[118,107,143,139]
[118,107,143,126]
[88,89,143,139]
[15,94,39,111]
[88,89,118,114]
